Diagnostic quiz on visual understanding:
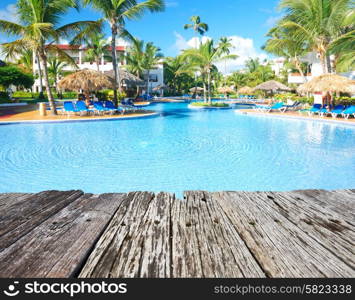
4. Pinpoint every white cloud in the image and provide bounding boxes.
[172,33,269,74]
[0,4,19,23]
